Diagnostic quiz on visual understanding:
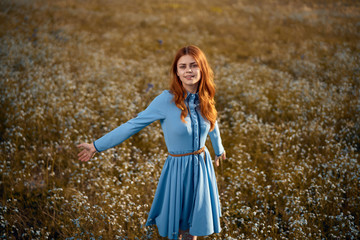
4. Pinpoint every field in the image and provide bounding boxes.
[1,0,360,239]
